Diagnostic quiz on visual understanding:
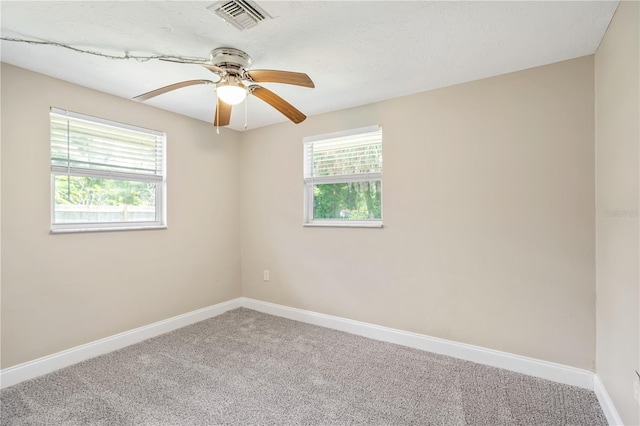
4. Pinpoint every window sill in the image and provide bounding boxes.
[50,225,167,234]
[303,221,383,228]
